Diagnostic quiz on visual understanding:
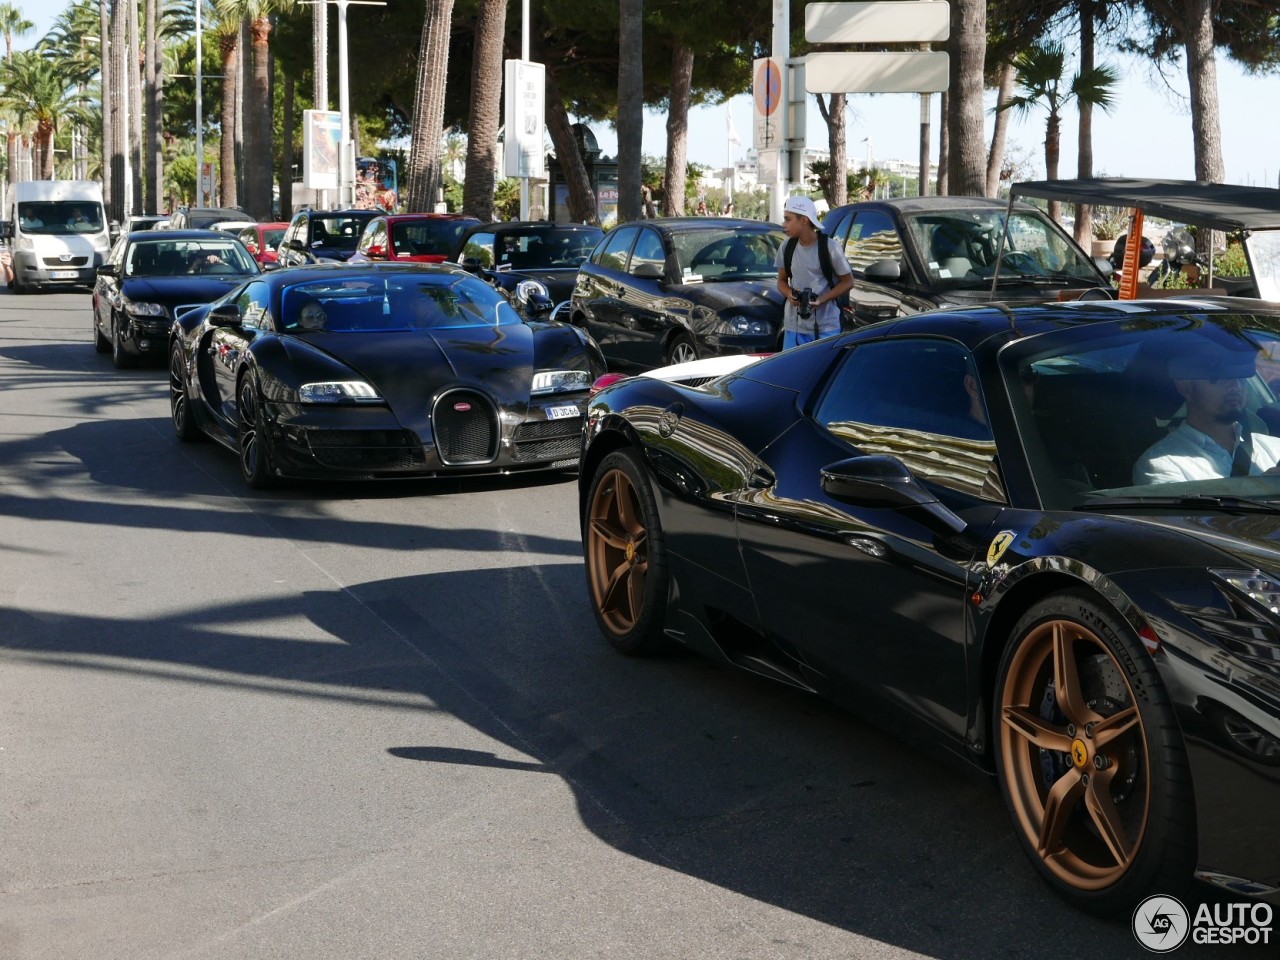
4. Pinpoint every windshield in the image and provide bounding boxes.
[392,220,474,257]
[670,228,784,281]
[903,207,1099,290]
[125,238,258,276]
[280,274,520,332]
[311,215,373,251]
[1007,311,1280,510]
[18,201,104,235]
[1247,230,1280,301]
[490,228,602,269]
